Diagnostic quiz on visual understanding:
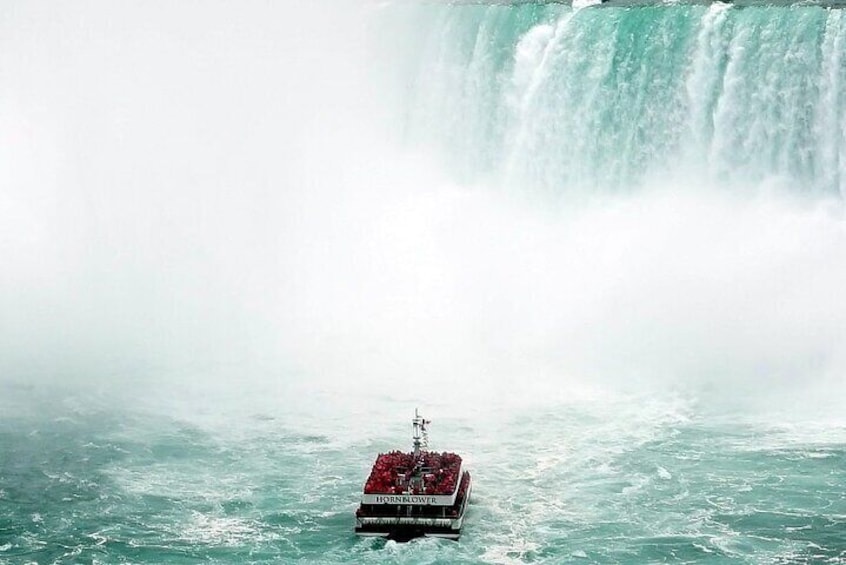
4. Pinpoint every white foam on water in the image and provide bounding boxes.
[179,512,267,547]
